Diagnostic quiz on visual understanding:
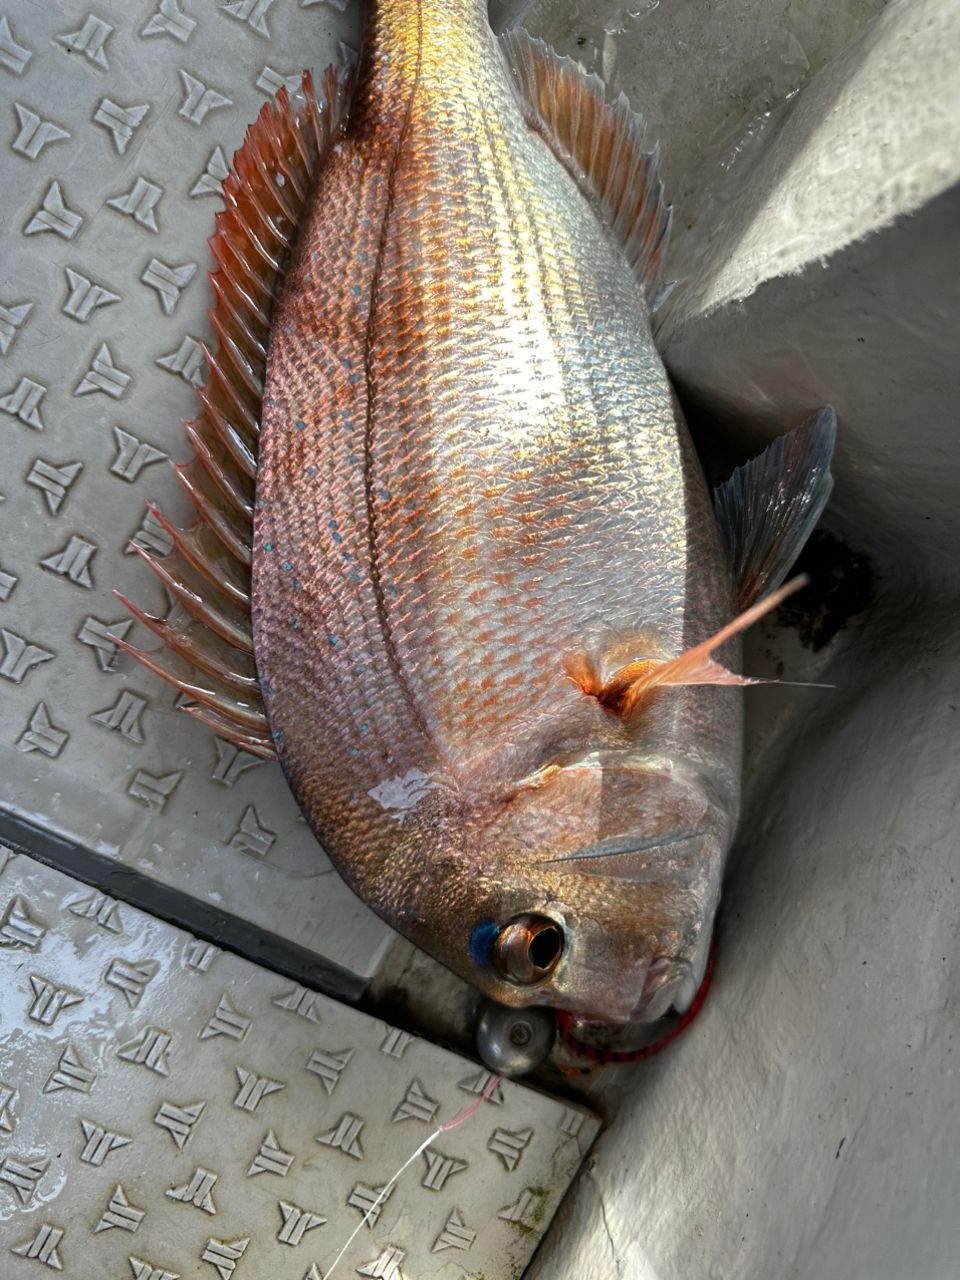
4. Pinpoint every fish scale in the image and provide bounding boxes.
[121,0,836,1031]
